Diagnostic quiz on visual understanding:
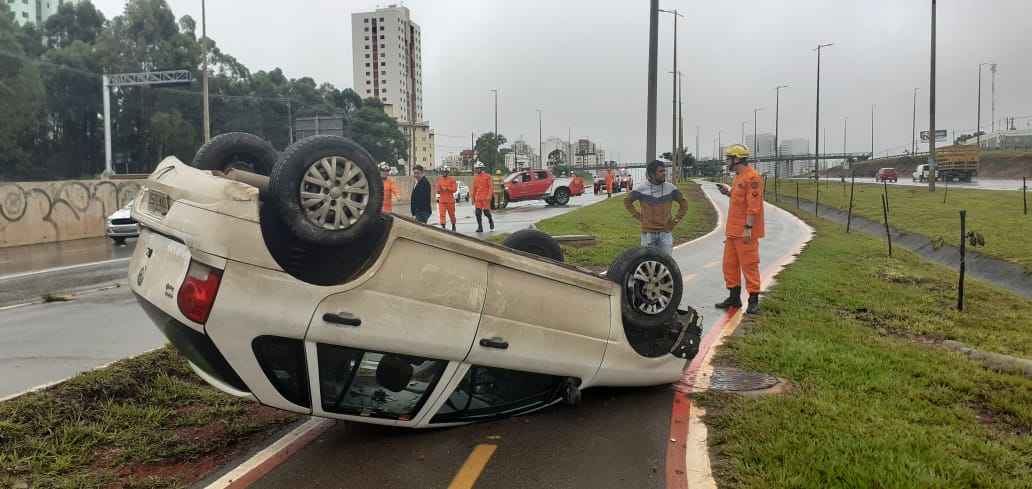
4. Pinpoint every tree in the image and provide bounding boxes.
[149,110,195,160]
[44,1,106,49]
[547,148,565,166]
[0,4,46,179]
[349,98,408,164]
[475,132,507,172]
